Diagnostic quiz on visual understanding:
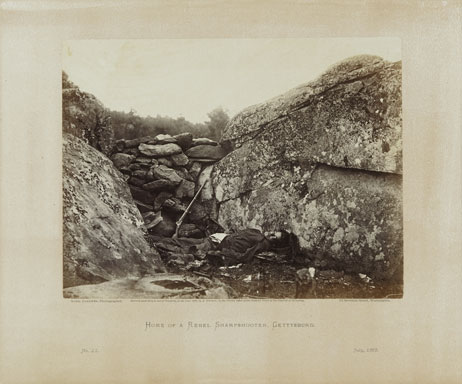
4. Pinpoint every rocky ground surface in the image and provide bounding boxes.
[207,262,404,299]
[147,236,403,299]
